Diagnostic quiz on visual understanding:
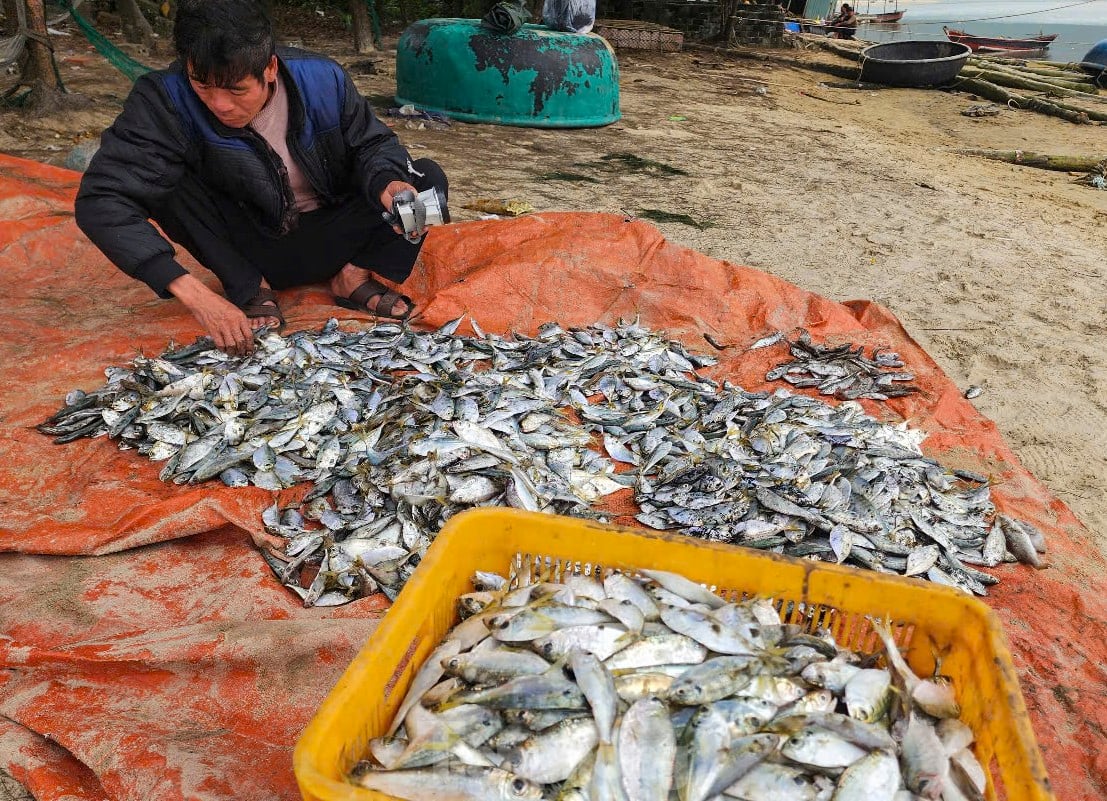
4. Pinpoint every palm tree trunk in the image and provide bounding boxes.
[350,0,375,54]
[118,0,156,48]
[23,0,61,109]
